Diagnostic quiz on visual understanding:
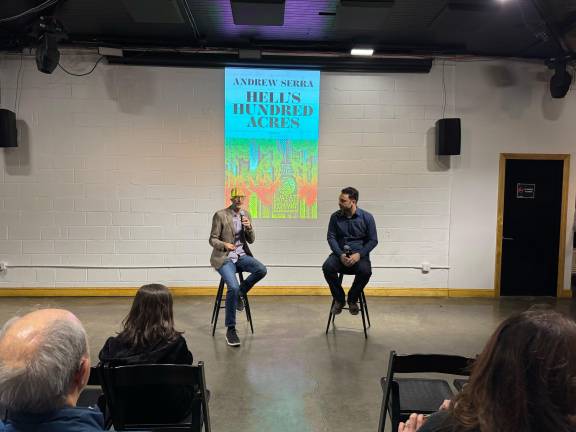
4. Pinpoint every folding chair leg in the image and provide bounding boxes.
[359,295,368,338]
[244,295,254,334]
[325,299,335,334]
[361,291,371,328]
[202,399,211,432]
